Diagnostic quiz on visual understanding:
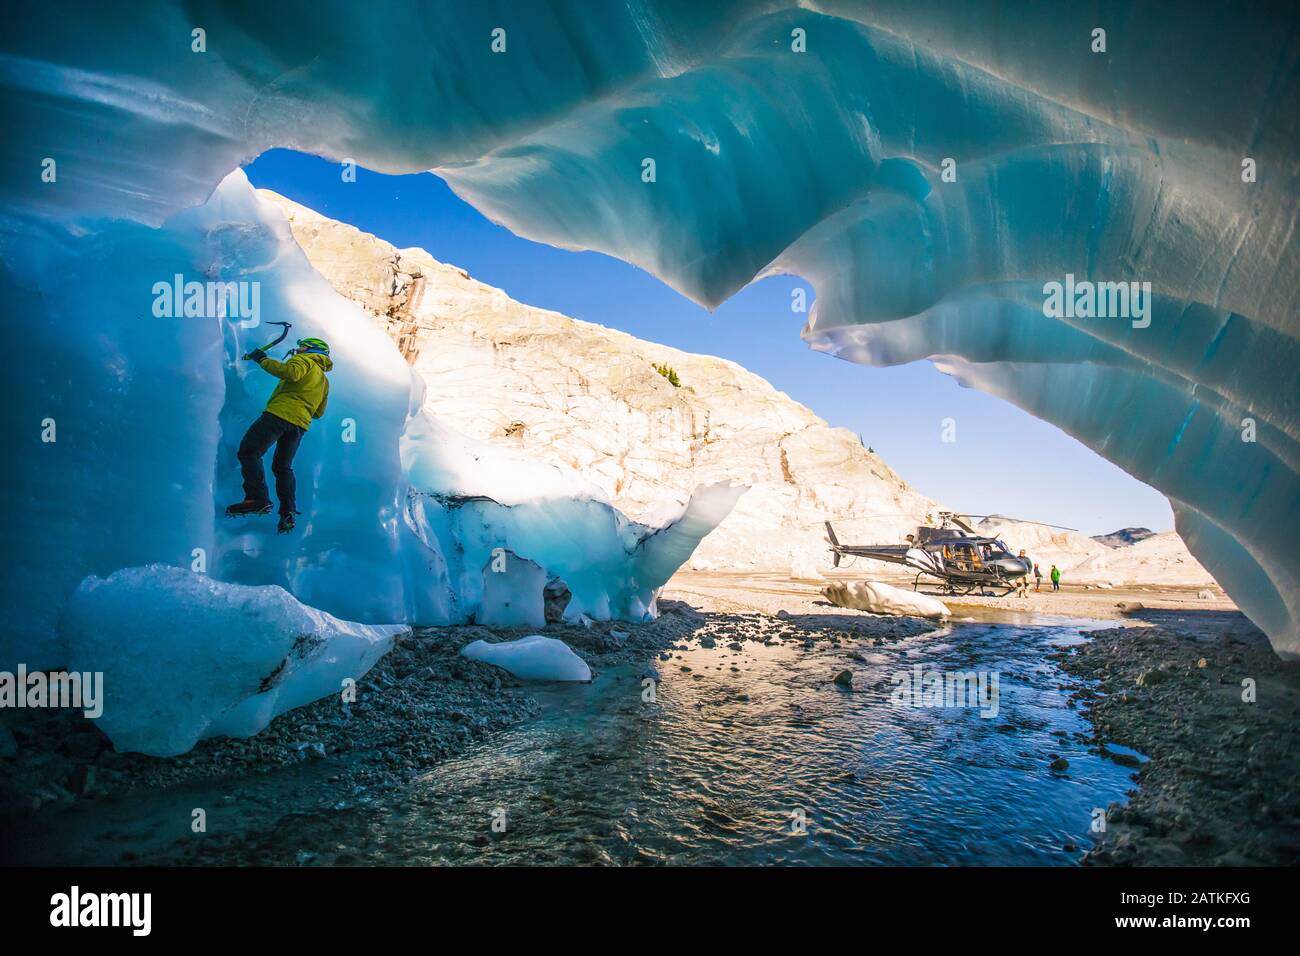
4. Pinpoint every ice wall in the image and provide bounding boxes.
[1,1,1297,653]
[0,172,742,671]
